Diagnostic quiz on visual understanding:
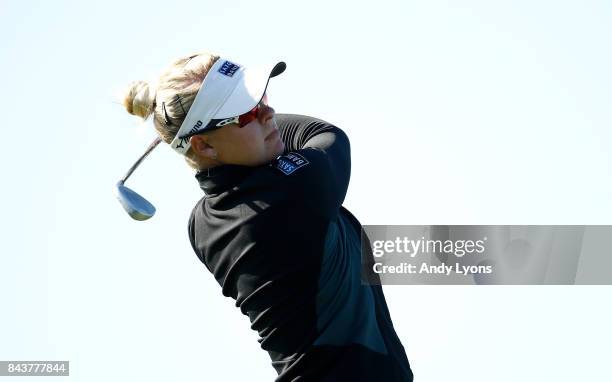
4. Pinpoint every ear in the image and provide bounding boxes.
[190,135,217,160]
